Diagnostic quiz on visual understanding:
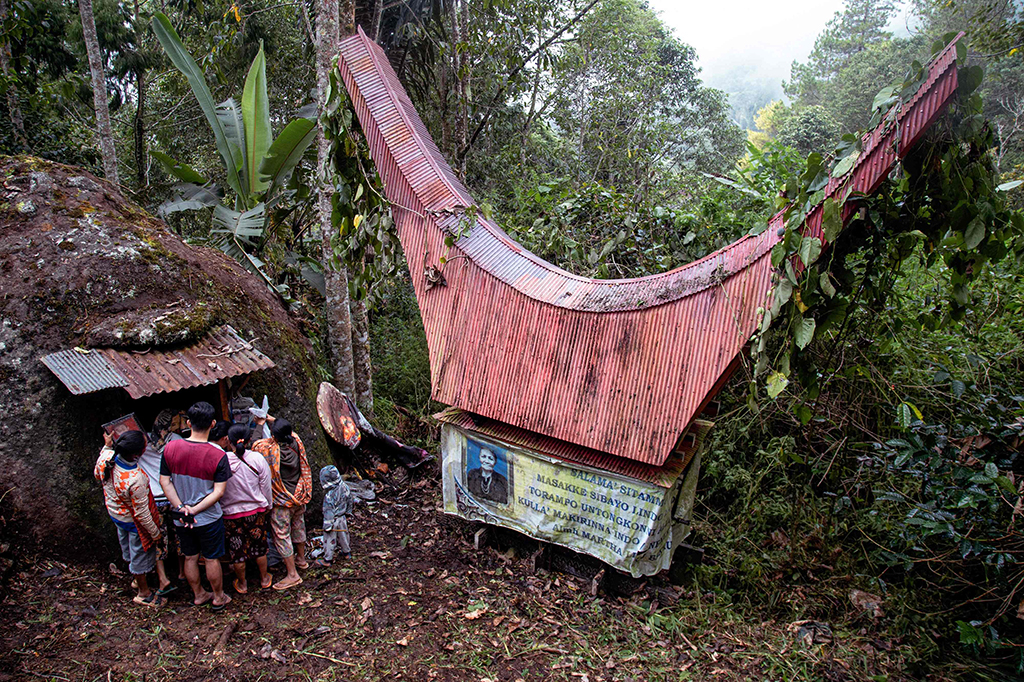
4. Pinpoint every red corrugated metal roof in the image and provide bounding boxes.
[337,30,962,466]
[41,325,275,399]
